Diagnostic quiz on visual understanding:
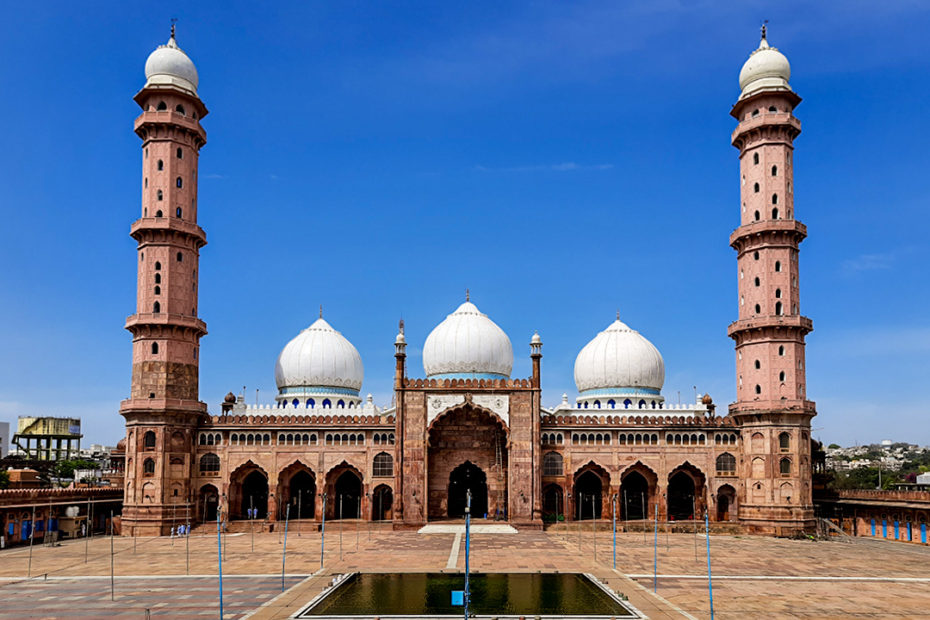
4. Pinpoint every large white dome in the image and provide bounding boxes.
[144,31,199,95]
[274,318,363,394]
[423,301,513,379]
[574,317,665,395]
[738,31,791,98]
